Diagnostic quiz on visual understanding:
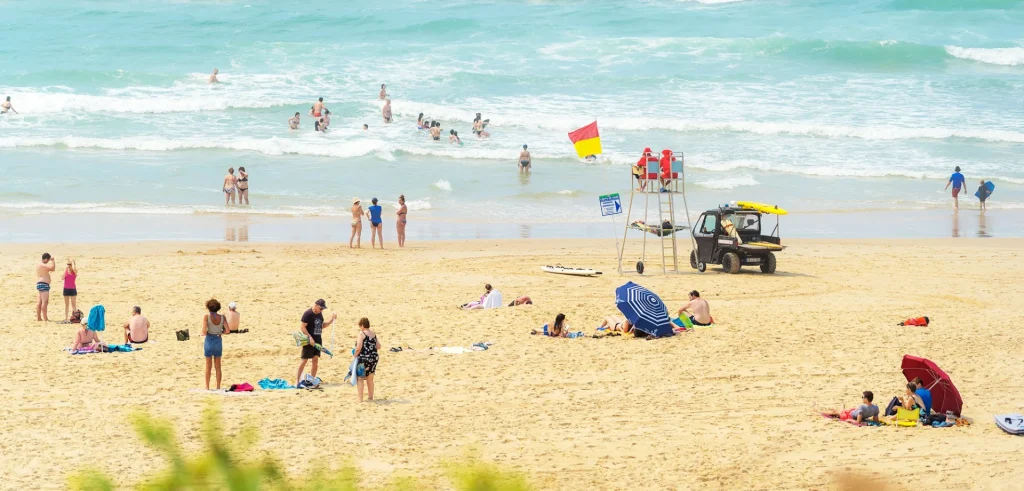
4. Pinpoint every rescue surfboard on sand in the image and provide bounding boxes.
[736,201,788,215]
[541,265,602,277]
